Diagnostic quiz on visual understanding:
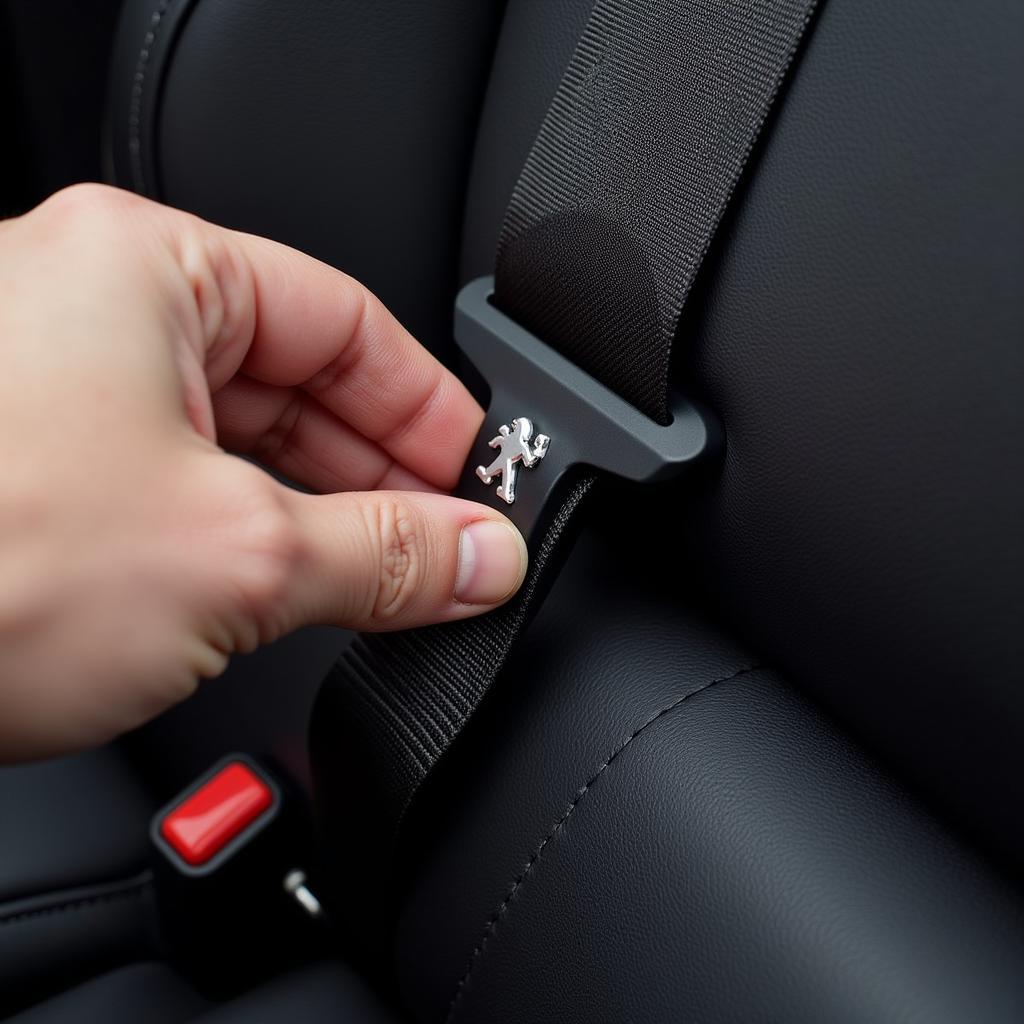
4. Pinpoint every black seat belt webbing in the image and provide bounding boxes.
[497,0,821,424]
[312,0,820,954]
